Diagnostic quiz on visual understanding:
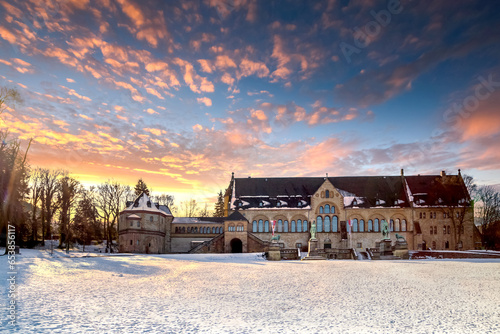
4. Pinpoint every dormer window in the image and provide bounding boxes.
[277,202,281,207]
[298,201,302,207]
[352,199,358,206]
[147,201,151,208]
[259,202,263,207]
